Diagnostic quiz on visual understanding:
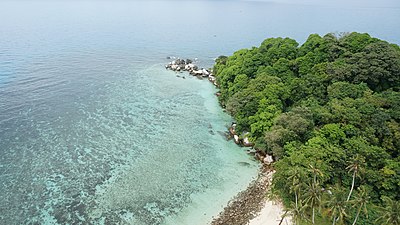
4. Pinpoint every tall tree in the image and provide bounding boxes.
[309,164,323,186]
[289,201,307,225]
[305,164,324,224]
[346,154,365,201]
[350,186,370,225]
[304,181,322,224]
[325,187,348,225]
[287,166,305,208]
